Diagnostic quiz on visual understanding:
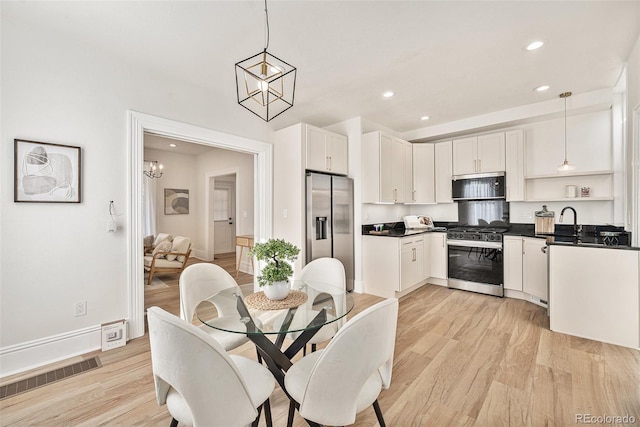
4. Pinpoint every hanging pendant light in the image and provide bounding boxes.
[235,0,297,122]
[557,91,575,172]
